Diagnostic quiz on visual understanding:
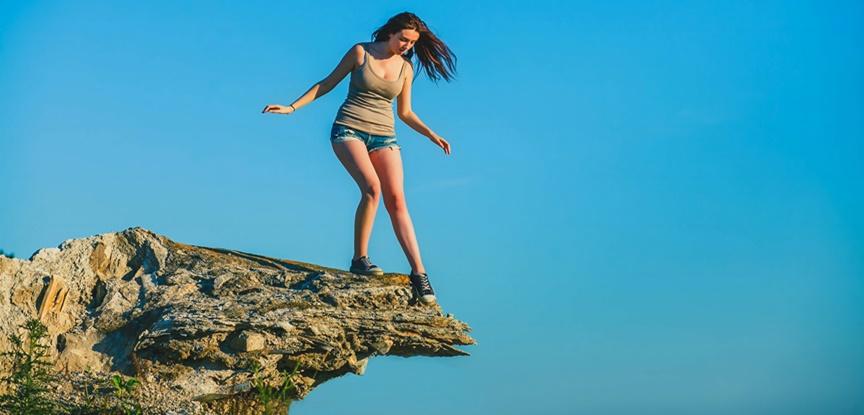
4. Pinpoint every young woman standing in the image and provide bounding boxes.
[262,12,456,305]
